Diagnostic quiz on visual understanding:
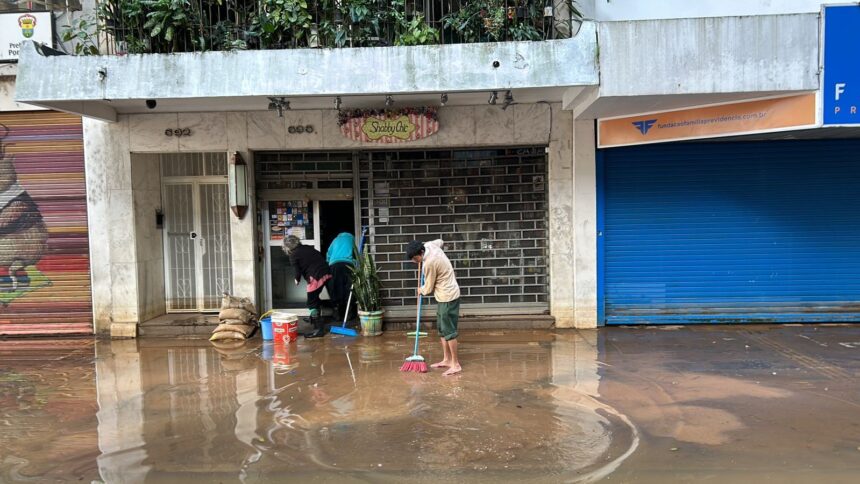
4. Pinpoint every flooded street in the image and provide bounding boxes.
[1,326,859,483]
